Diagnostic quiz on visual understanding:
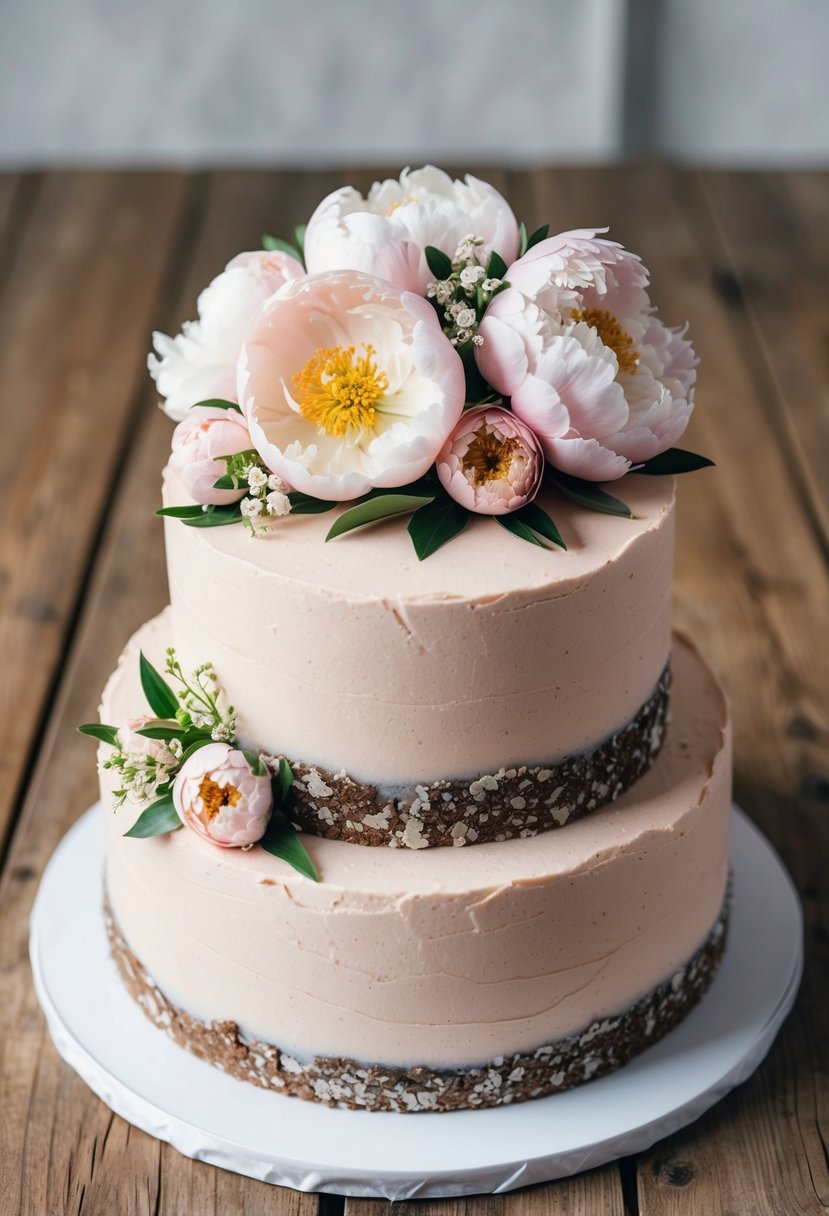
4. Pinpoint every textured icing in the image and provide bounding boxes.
[162,470,676,783]
[102,613,731,1070]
